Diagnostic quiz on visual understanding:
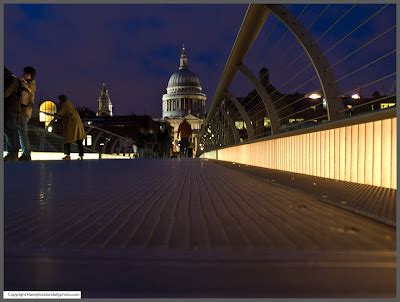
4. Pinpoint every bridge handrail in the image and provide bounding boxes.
[213,107,395,151]
[33,108,134,143]
[200,3,396,155]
